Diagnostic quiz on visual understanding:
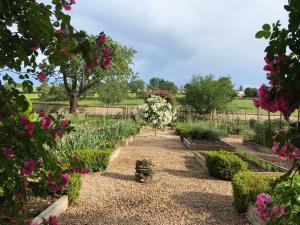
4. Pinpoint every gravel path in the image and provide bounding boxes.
[60,127,246,225]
